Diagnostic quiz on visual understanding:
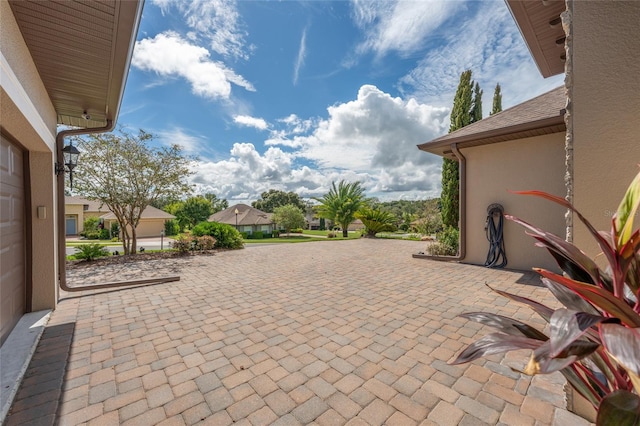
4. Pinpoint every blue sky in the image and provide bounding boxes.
[119,0,564,203]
